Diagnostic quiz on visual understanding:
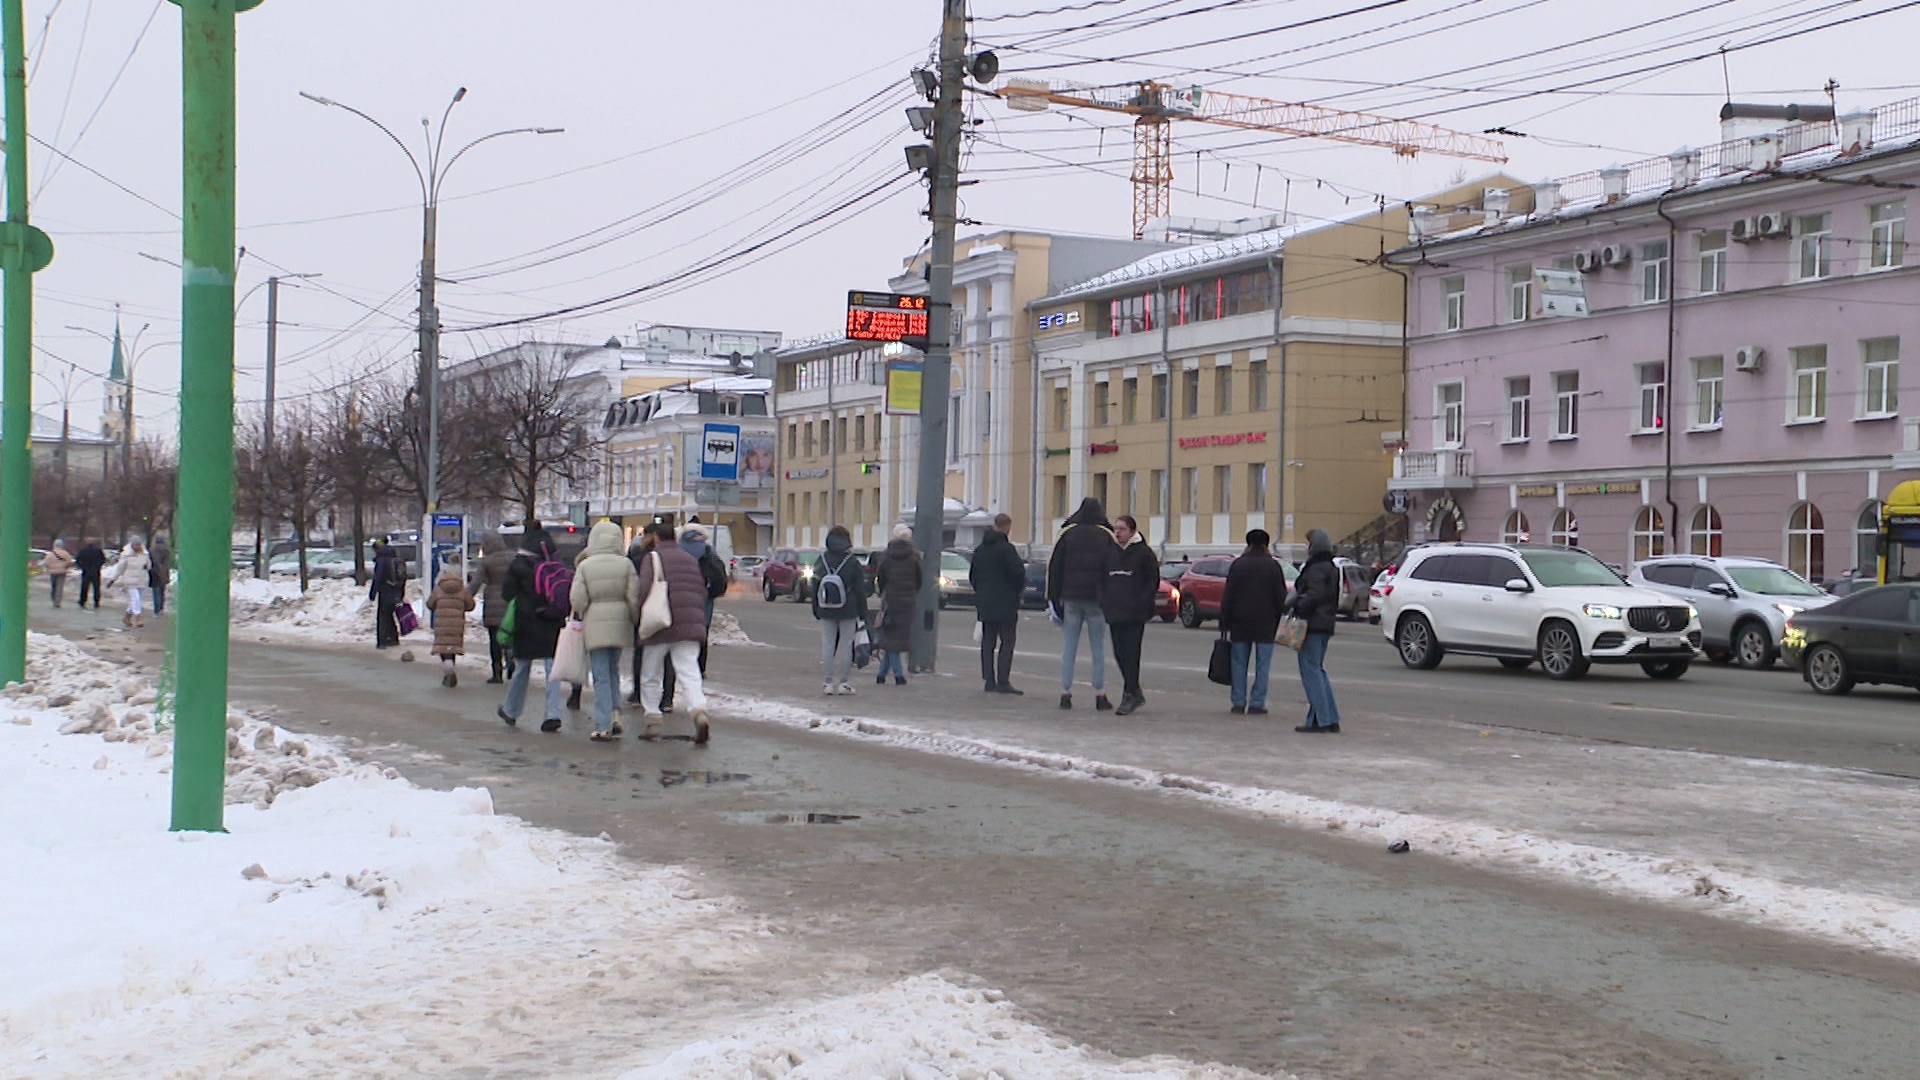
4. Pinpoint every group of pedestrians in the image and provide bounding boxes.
[38,535,170,626]
[1217,527,1341,732]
